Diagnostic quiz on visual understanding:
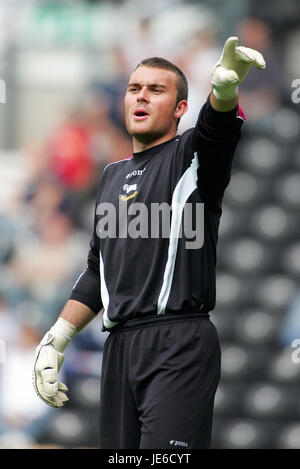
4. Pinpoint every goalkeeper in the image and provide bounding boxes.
[33,37,265,449]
